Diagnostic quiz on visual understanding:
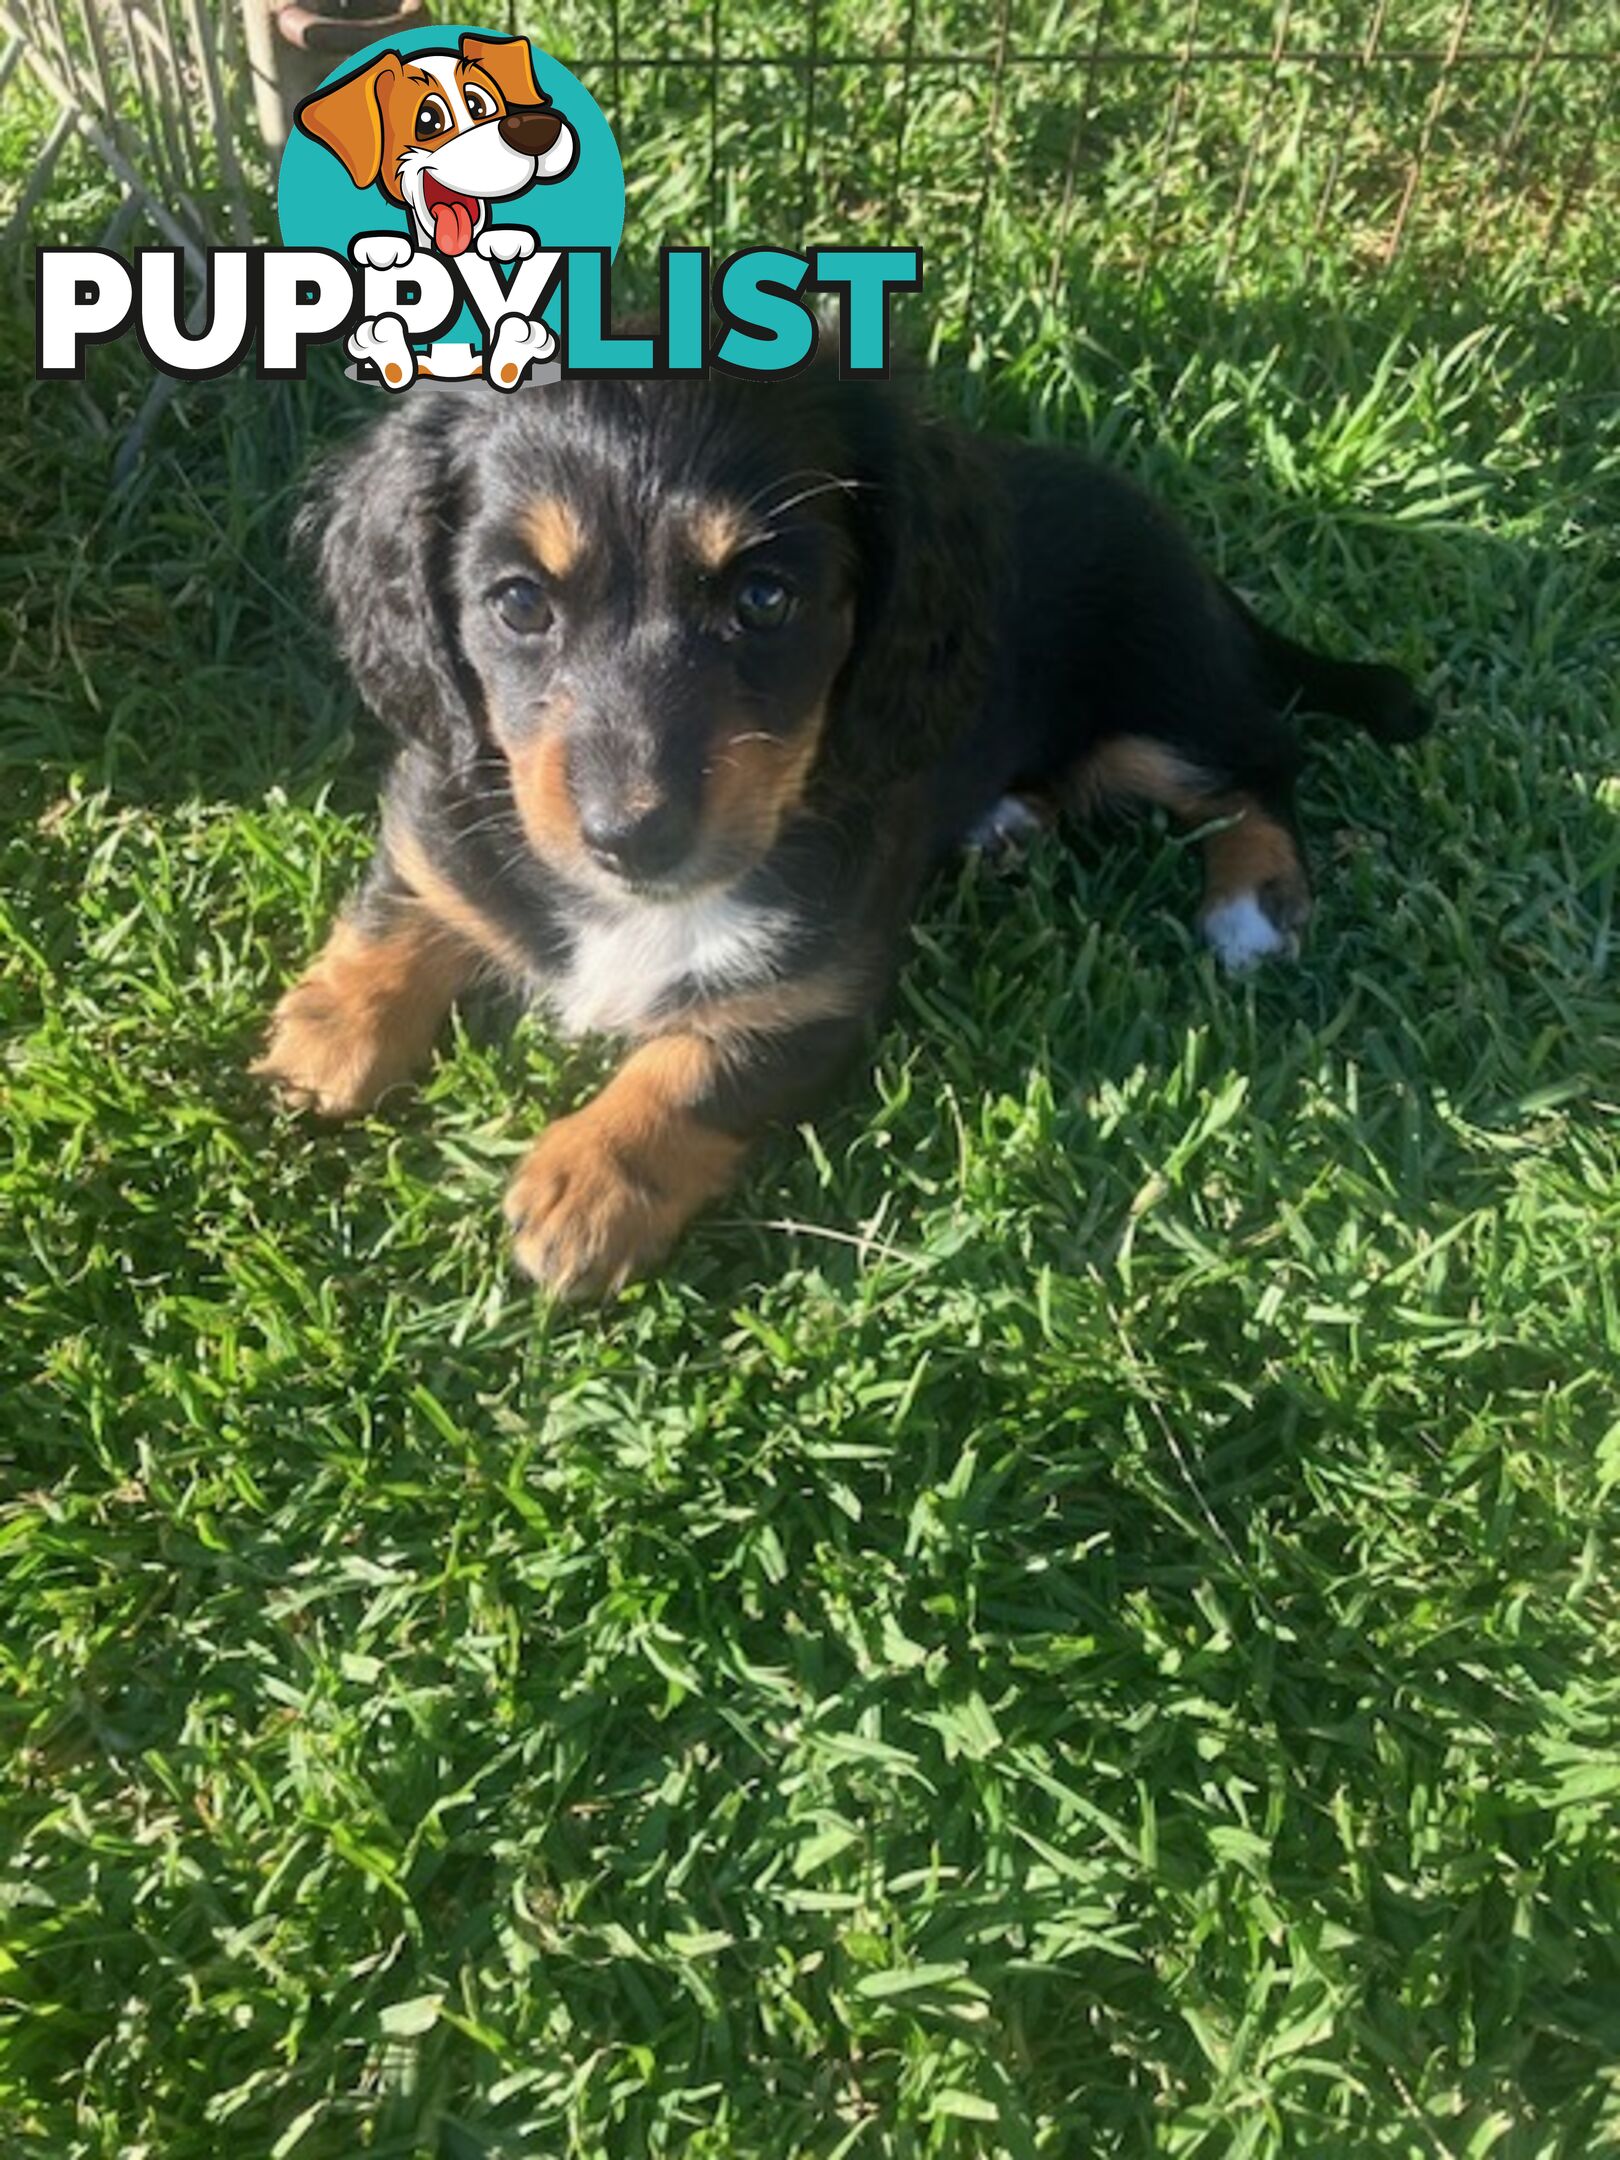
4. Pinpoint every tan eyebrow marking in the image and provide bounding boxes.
[522,496,585,580]
[686,502,762,572]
